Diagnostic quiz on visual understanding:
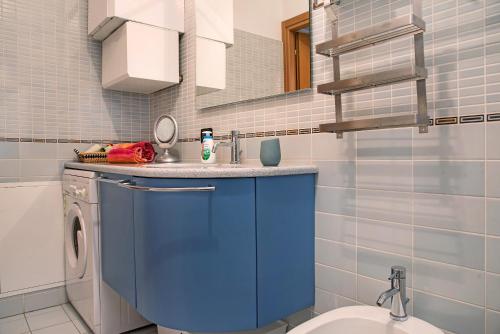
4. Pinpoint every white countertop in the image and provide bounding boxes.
[64,161,318,178]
